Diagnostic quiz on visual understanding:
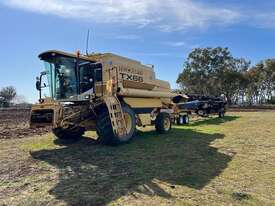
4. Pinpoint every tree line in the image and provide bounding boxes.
[0,86,17,107]
[177,47,275,105]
